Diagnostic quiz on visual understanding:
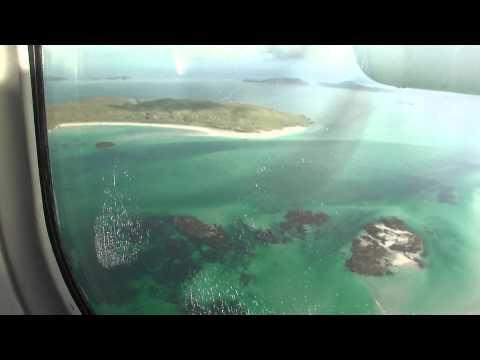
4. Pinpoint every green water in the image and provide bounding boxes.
[47,81,480,314]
